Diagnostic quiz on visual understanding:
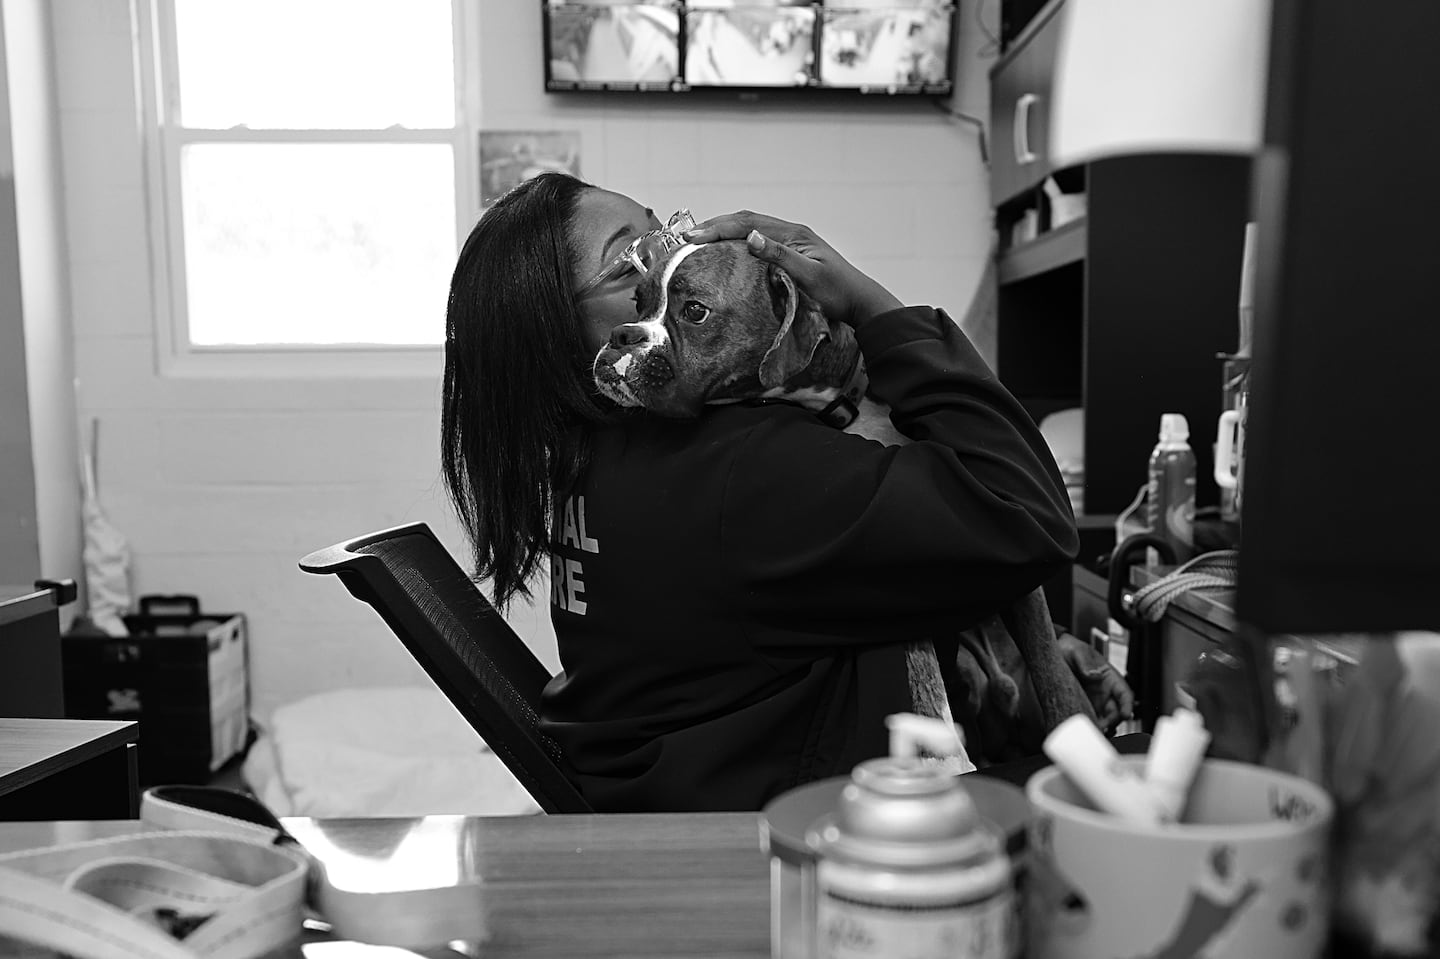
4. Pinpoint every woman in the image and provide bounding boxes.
[442,172,1078,812]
